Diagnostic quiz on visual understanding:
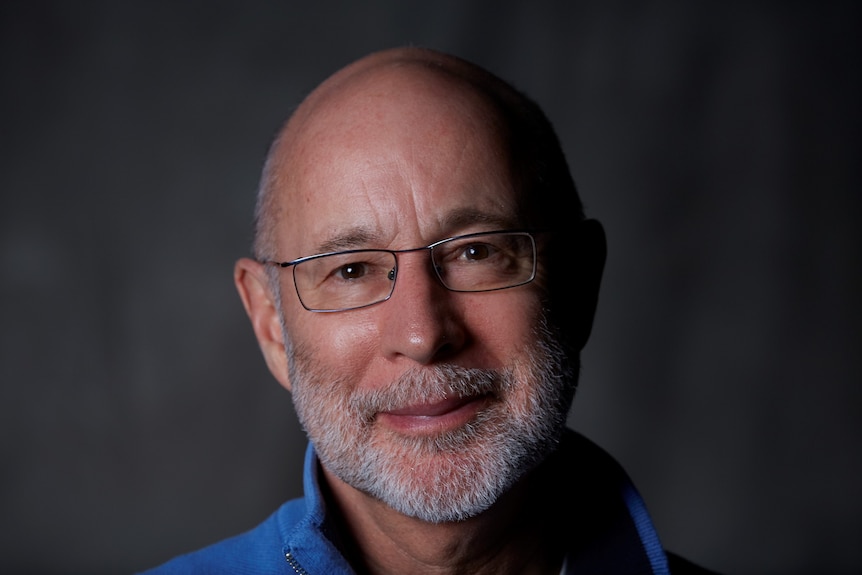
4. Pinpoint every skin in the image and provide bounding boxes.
[234,47,606,575]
